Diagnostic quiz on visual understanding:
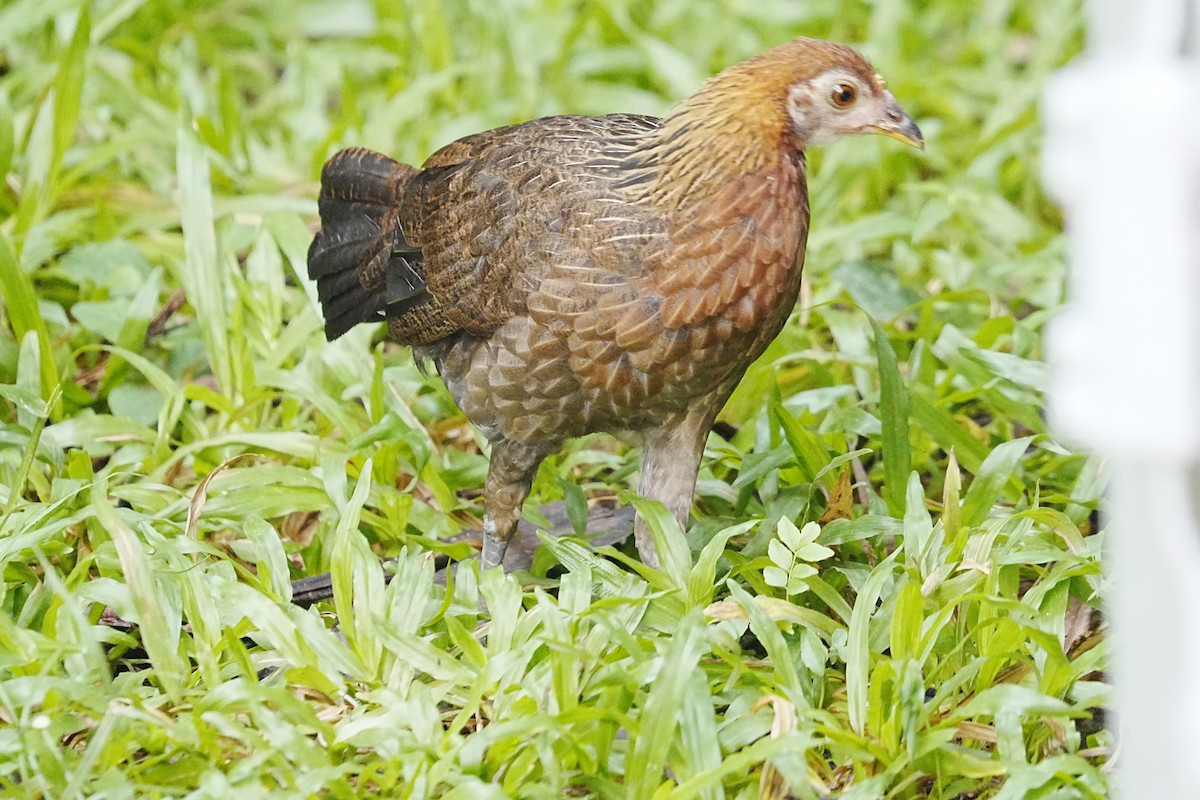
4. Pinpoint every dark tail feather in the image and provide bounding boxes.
[307,148,418,340]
